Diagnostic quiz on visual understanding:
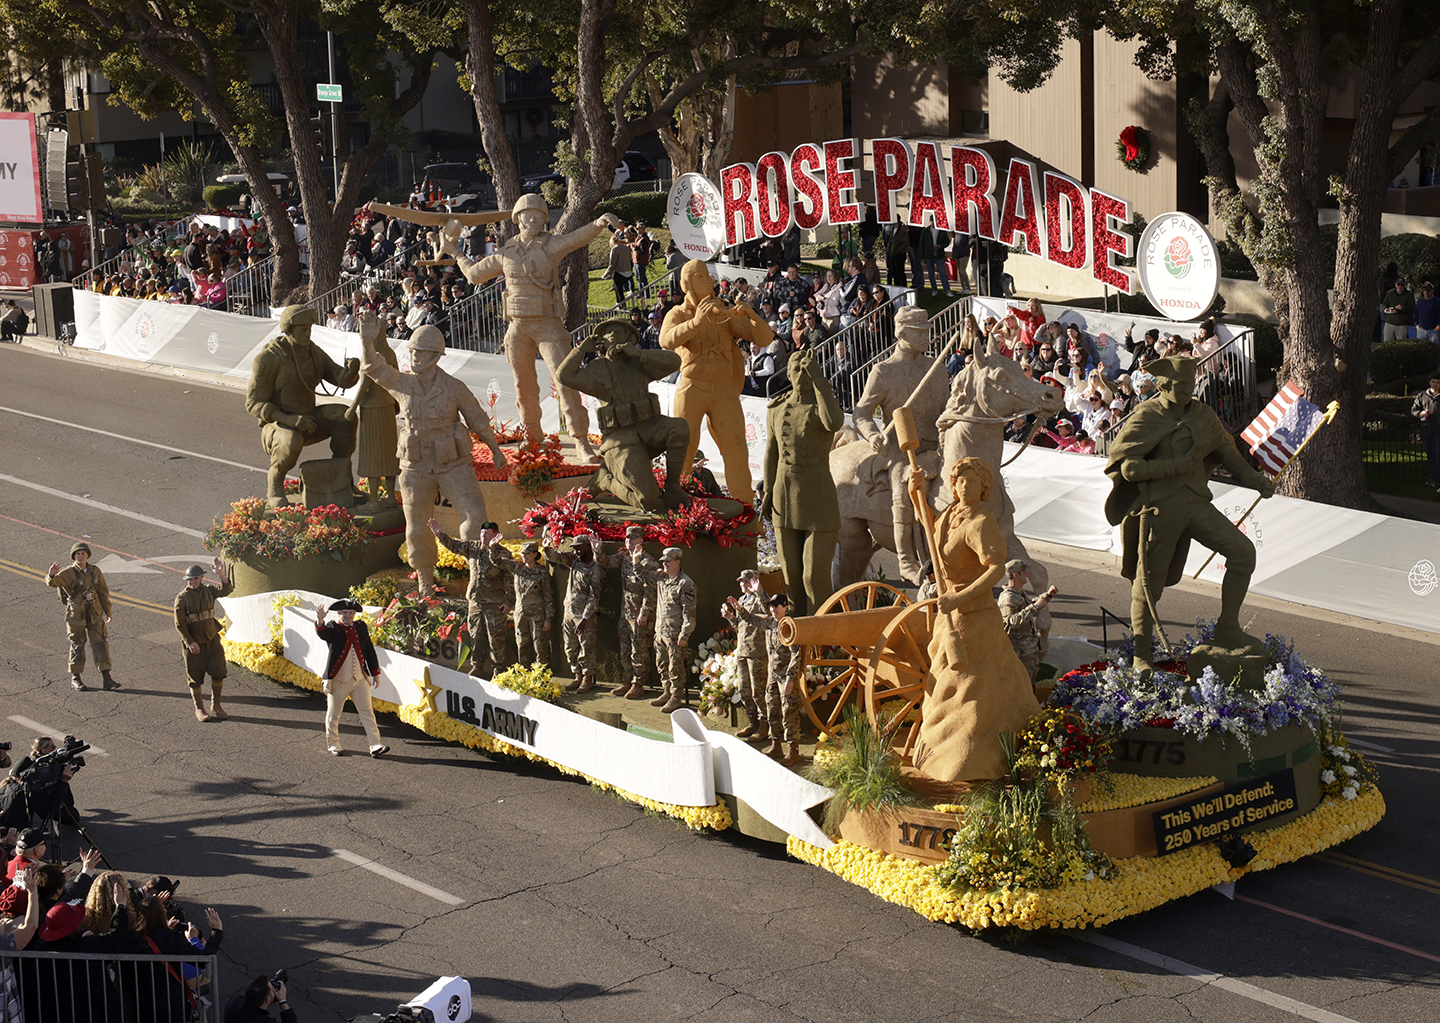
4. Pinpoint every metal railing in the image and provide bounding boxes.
[443,279,506,353]
[925,294,971,347]
[1362,413,1429,489]
[224,253,277,316]
[74,247,142,289]
[769,290,917,408]
[1,948,222,1022]
[307,240,423,317]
